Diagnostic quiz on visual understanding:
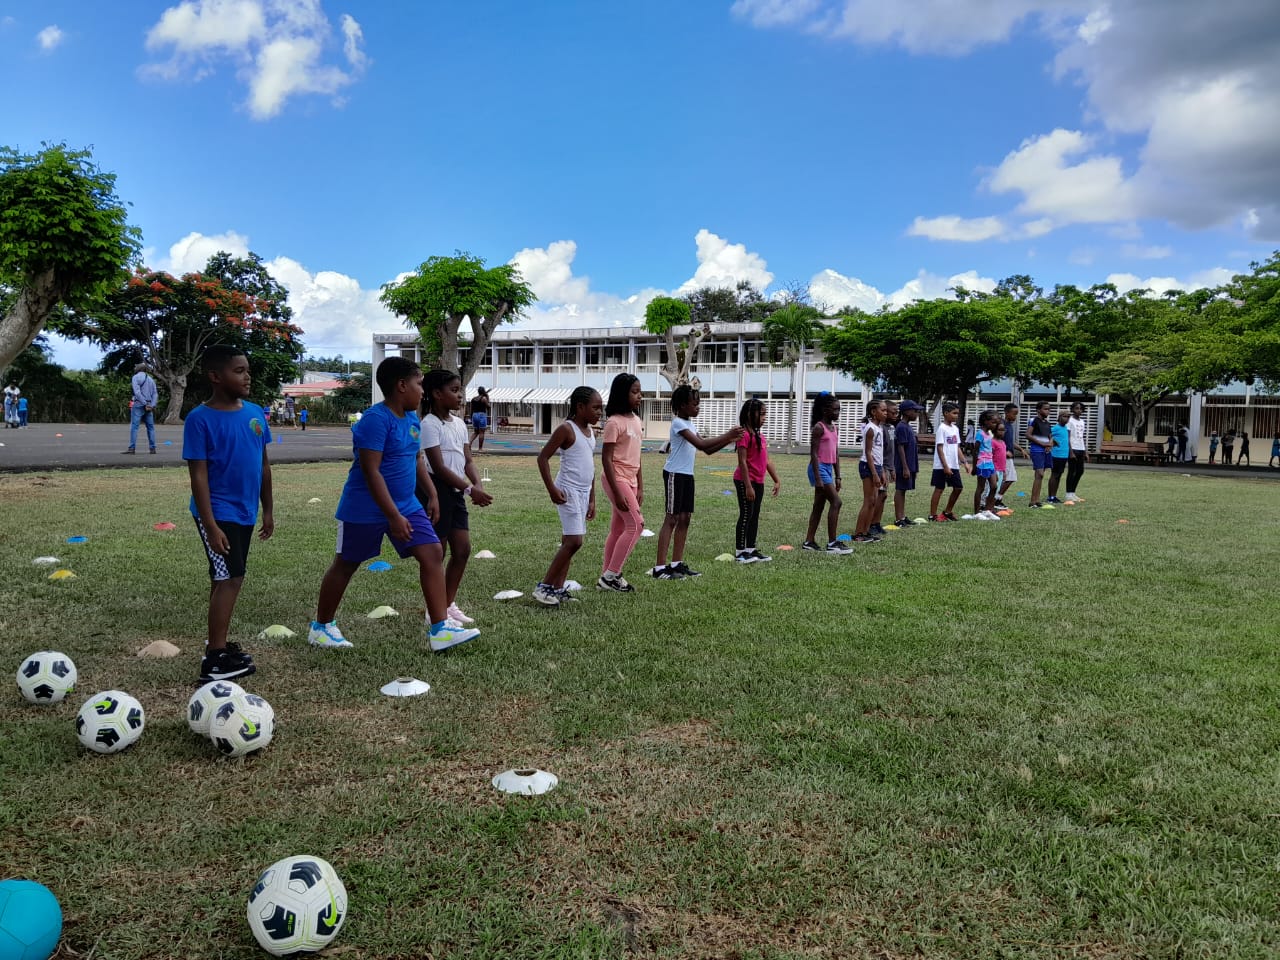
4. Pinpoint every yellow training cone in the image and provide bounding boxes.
[48,569,76,580]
